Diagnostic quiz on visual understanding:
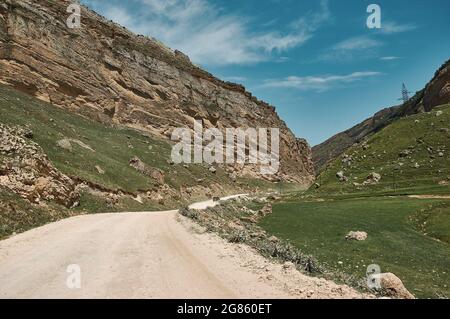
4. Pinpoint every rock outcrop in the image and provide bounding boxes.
[0,0,314,185]
[313,59,450,174]
[0,124,78,207]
